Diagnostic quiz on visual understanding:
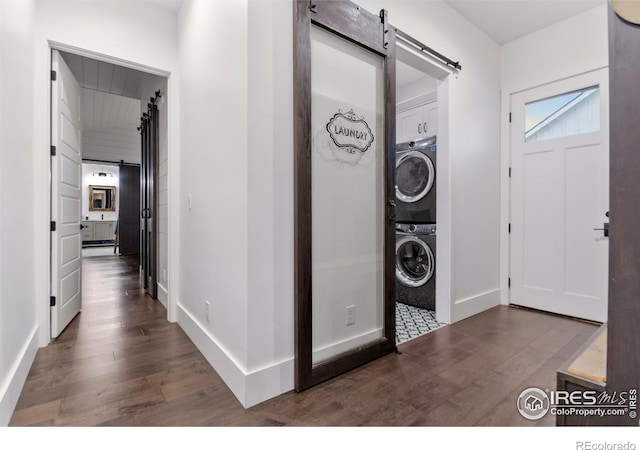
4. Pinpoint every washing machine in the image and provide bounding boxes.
[395,135,437,224]
[396,223,436,310]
